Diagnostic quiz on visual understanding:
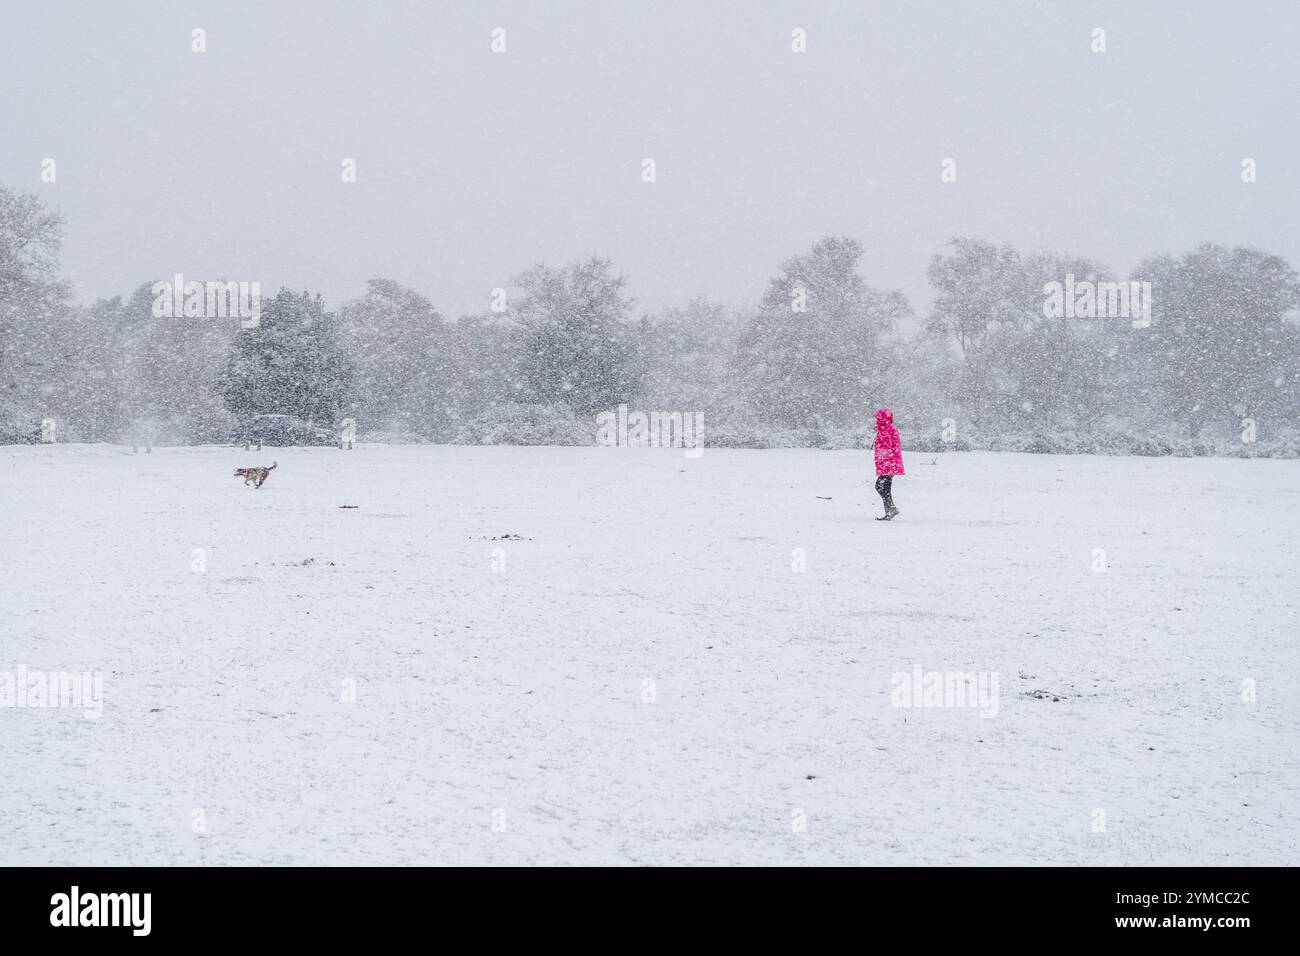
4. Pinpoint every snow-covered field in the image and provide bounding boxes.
[2,443,1297,866]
